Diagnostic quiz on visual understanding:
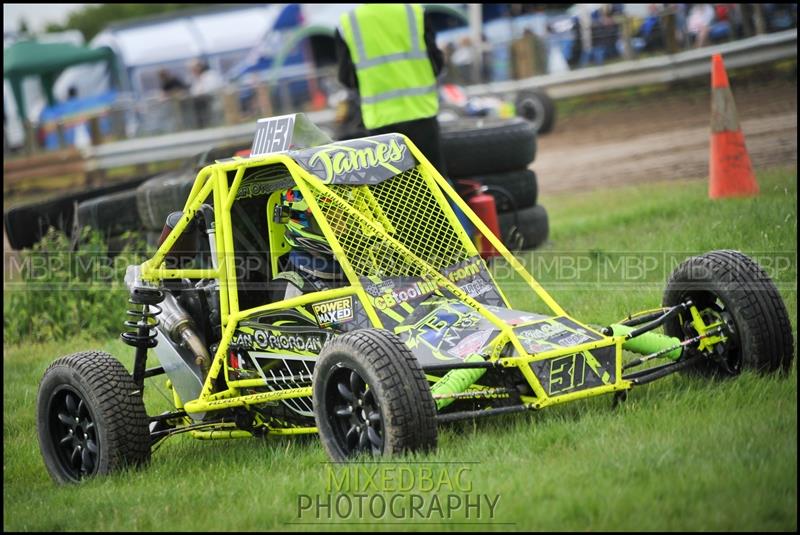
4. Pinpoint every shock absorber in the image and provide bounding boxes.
[121,286,165,391]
